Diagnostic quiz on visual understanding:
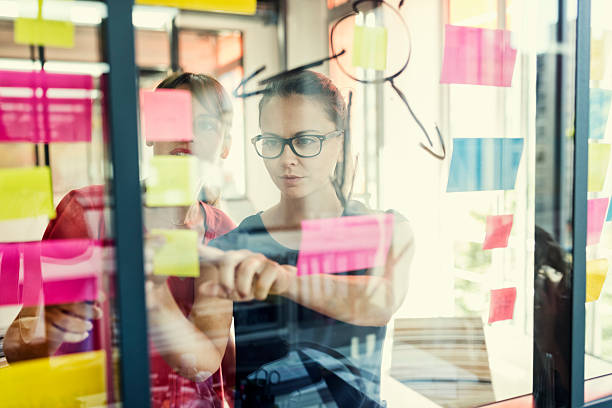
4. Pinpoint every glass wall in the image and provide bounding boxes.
[1,0,612,407]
